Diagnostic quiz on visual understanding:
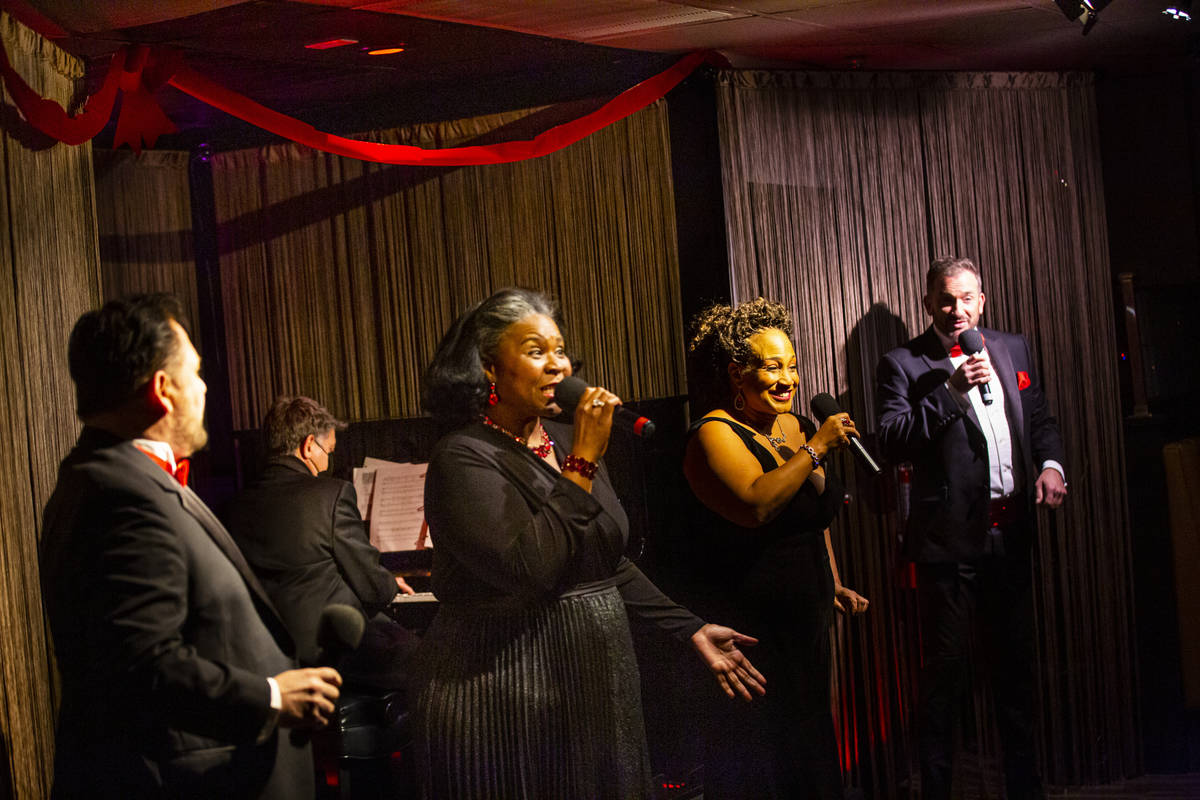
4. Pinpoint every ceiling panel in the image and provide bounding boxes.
[764,0,1045,28]
[28,0,251,35]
